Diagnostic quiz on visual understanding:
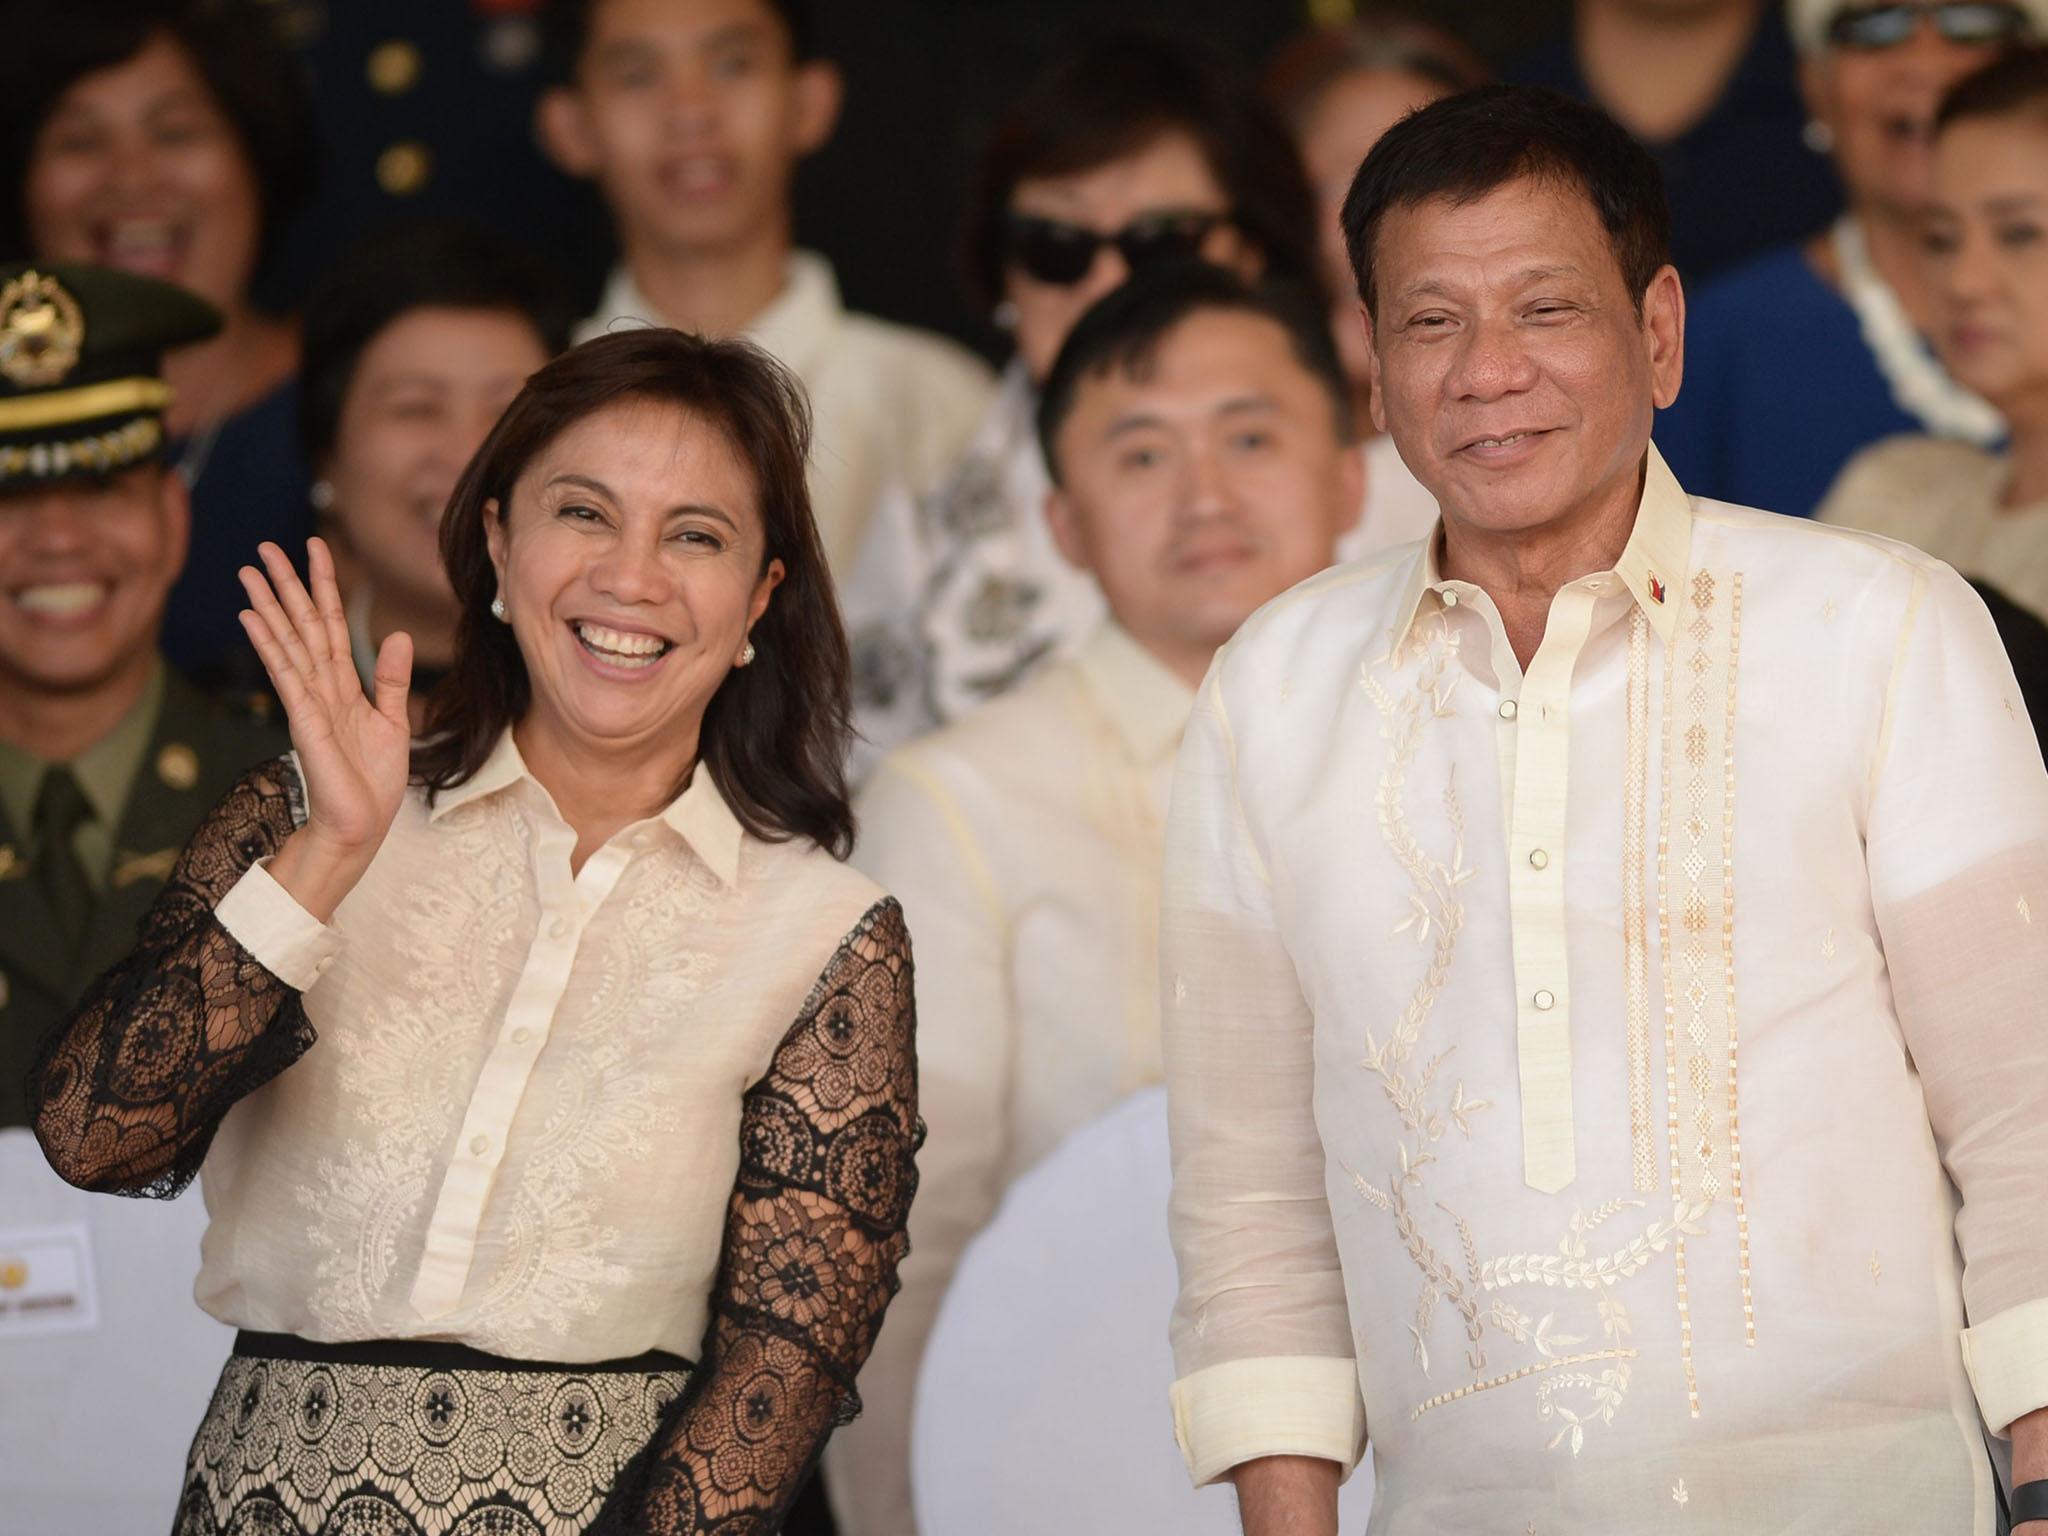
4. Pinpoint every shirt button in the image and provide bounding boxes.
[1533,989,1556,1011]
[469,1133,489,1156]
[511,1027,532,1046]
[1498,699,1518,720]
[1441,590,1460,608]
[549,916,573,940]
[1529,848,1550,870]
